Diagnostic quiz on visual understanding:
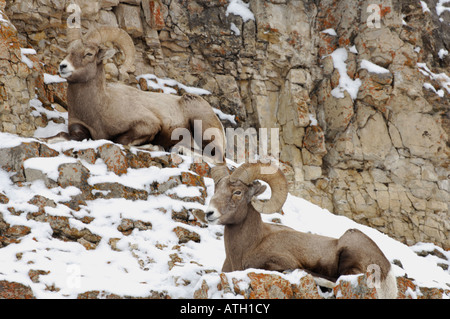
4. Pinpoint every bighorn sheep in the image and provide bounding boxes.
[206,163,398,298]
[52,26,225,162]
